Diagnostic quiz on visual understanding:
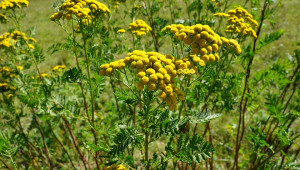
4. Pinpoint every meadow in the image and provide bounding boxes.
[0,0,299,169]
